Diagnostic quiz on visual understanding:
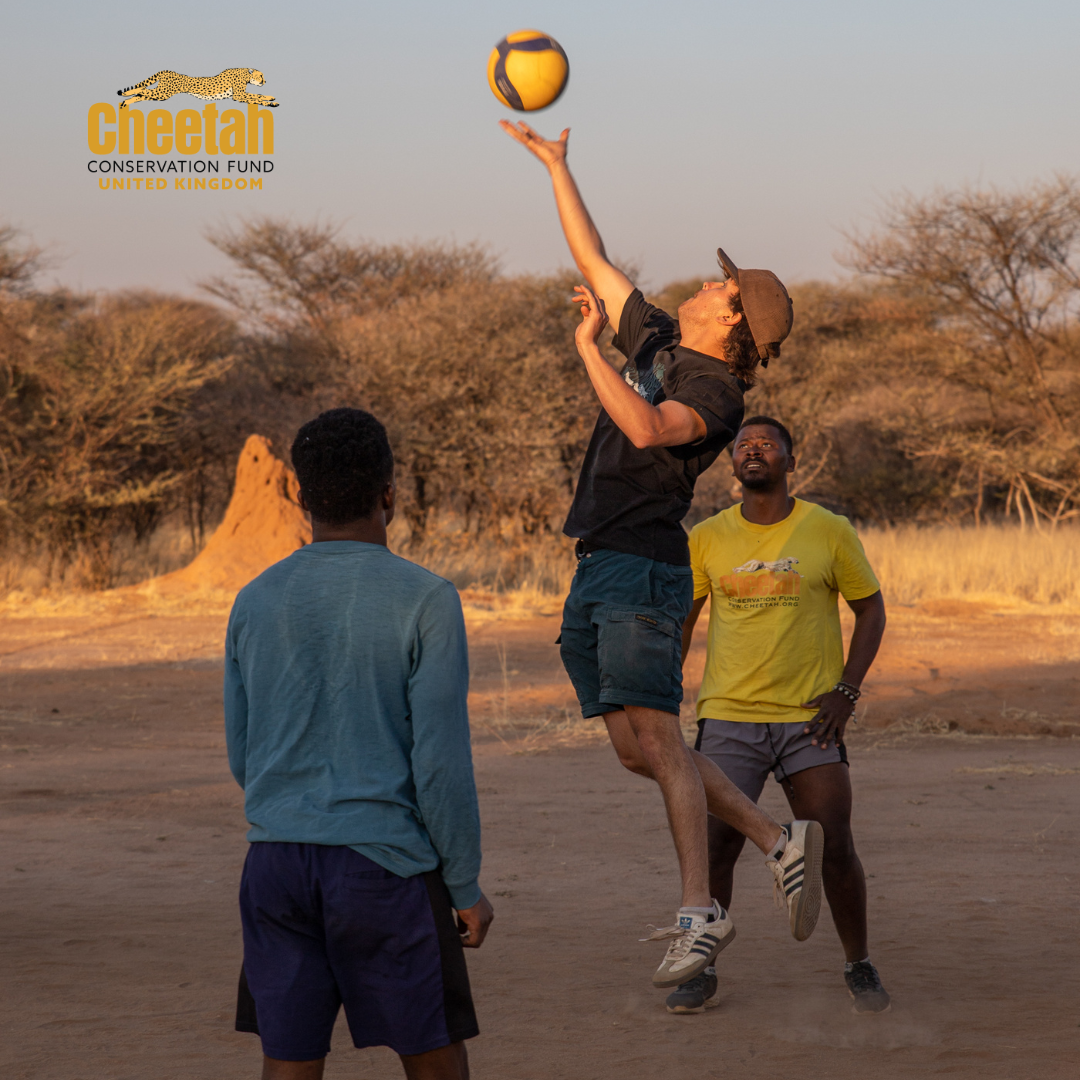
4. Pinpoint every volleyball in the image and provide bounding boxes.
[487,30,569,112]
